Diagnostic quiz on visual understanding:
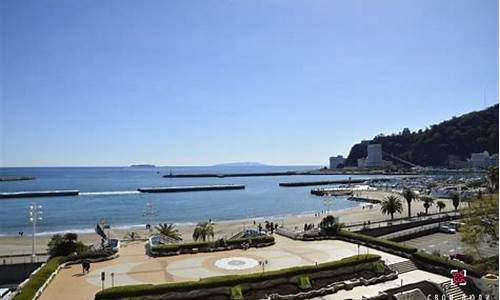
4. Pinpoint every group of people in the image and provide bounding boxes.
[303,223,315,232]
[256,220,278,234]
